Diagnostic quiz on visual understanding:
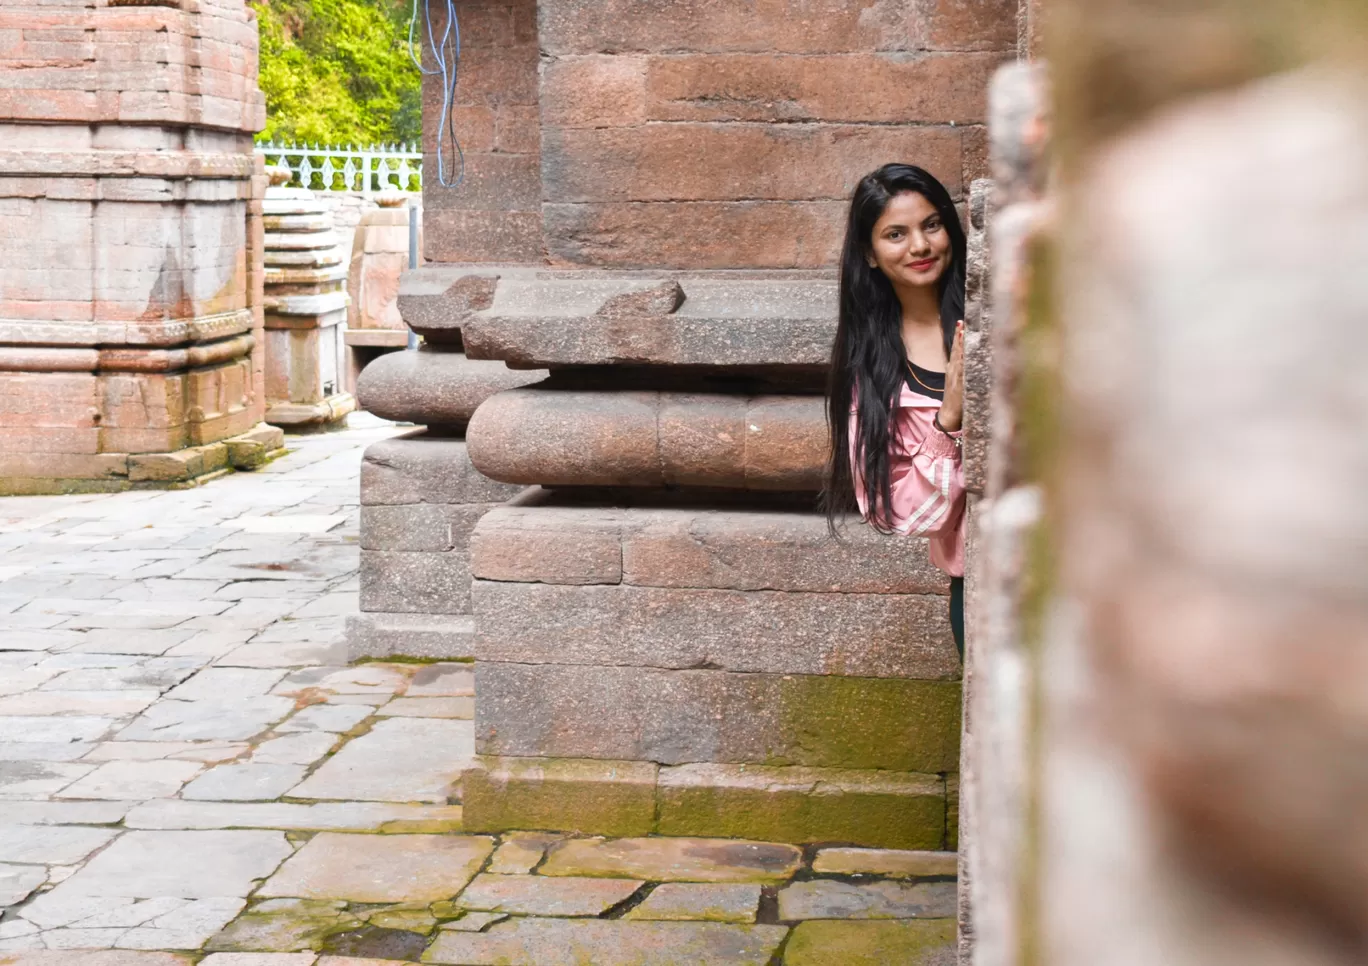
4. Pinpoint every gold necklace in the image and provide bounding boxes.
[905,361,944,394]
